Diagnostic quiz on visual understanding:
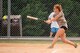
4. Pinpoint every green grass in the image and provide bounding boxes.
[0,39,80,44]
[0,39,51,44]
